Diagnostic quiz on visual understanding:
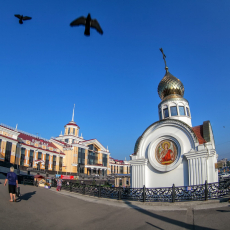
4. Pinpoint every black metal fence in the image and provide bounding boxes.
[51,179,230,202]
